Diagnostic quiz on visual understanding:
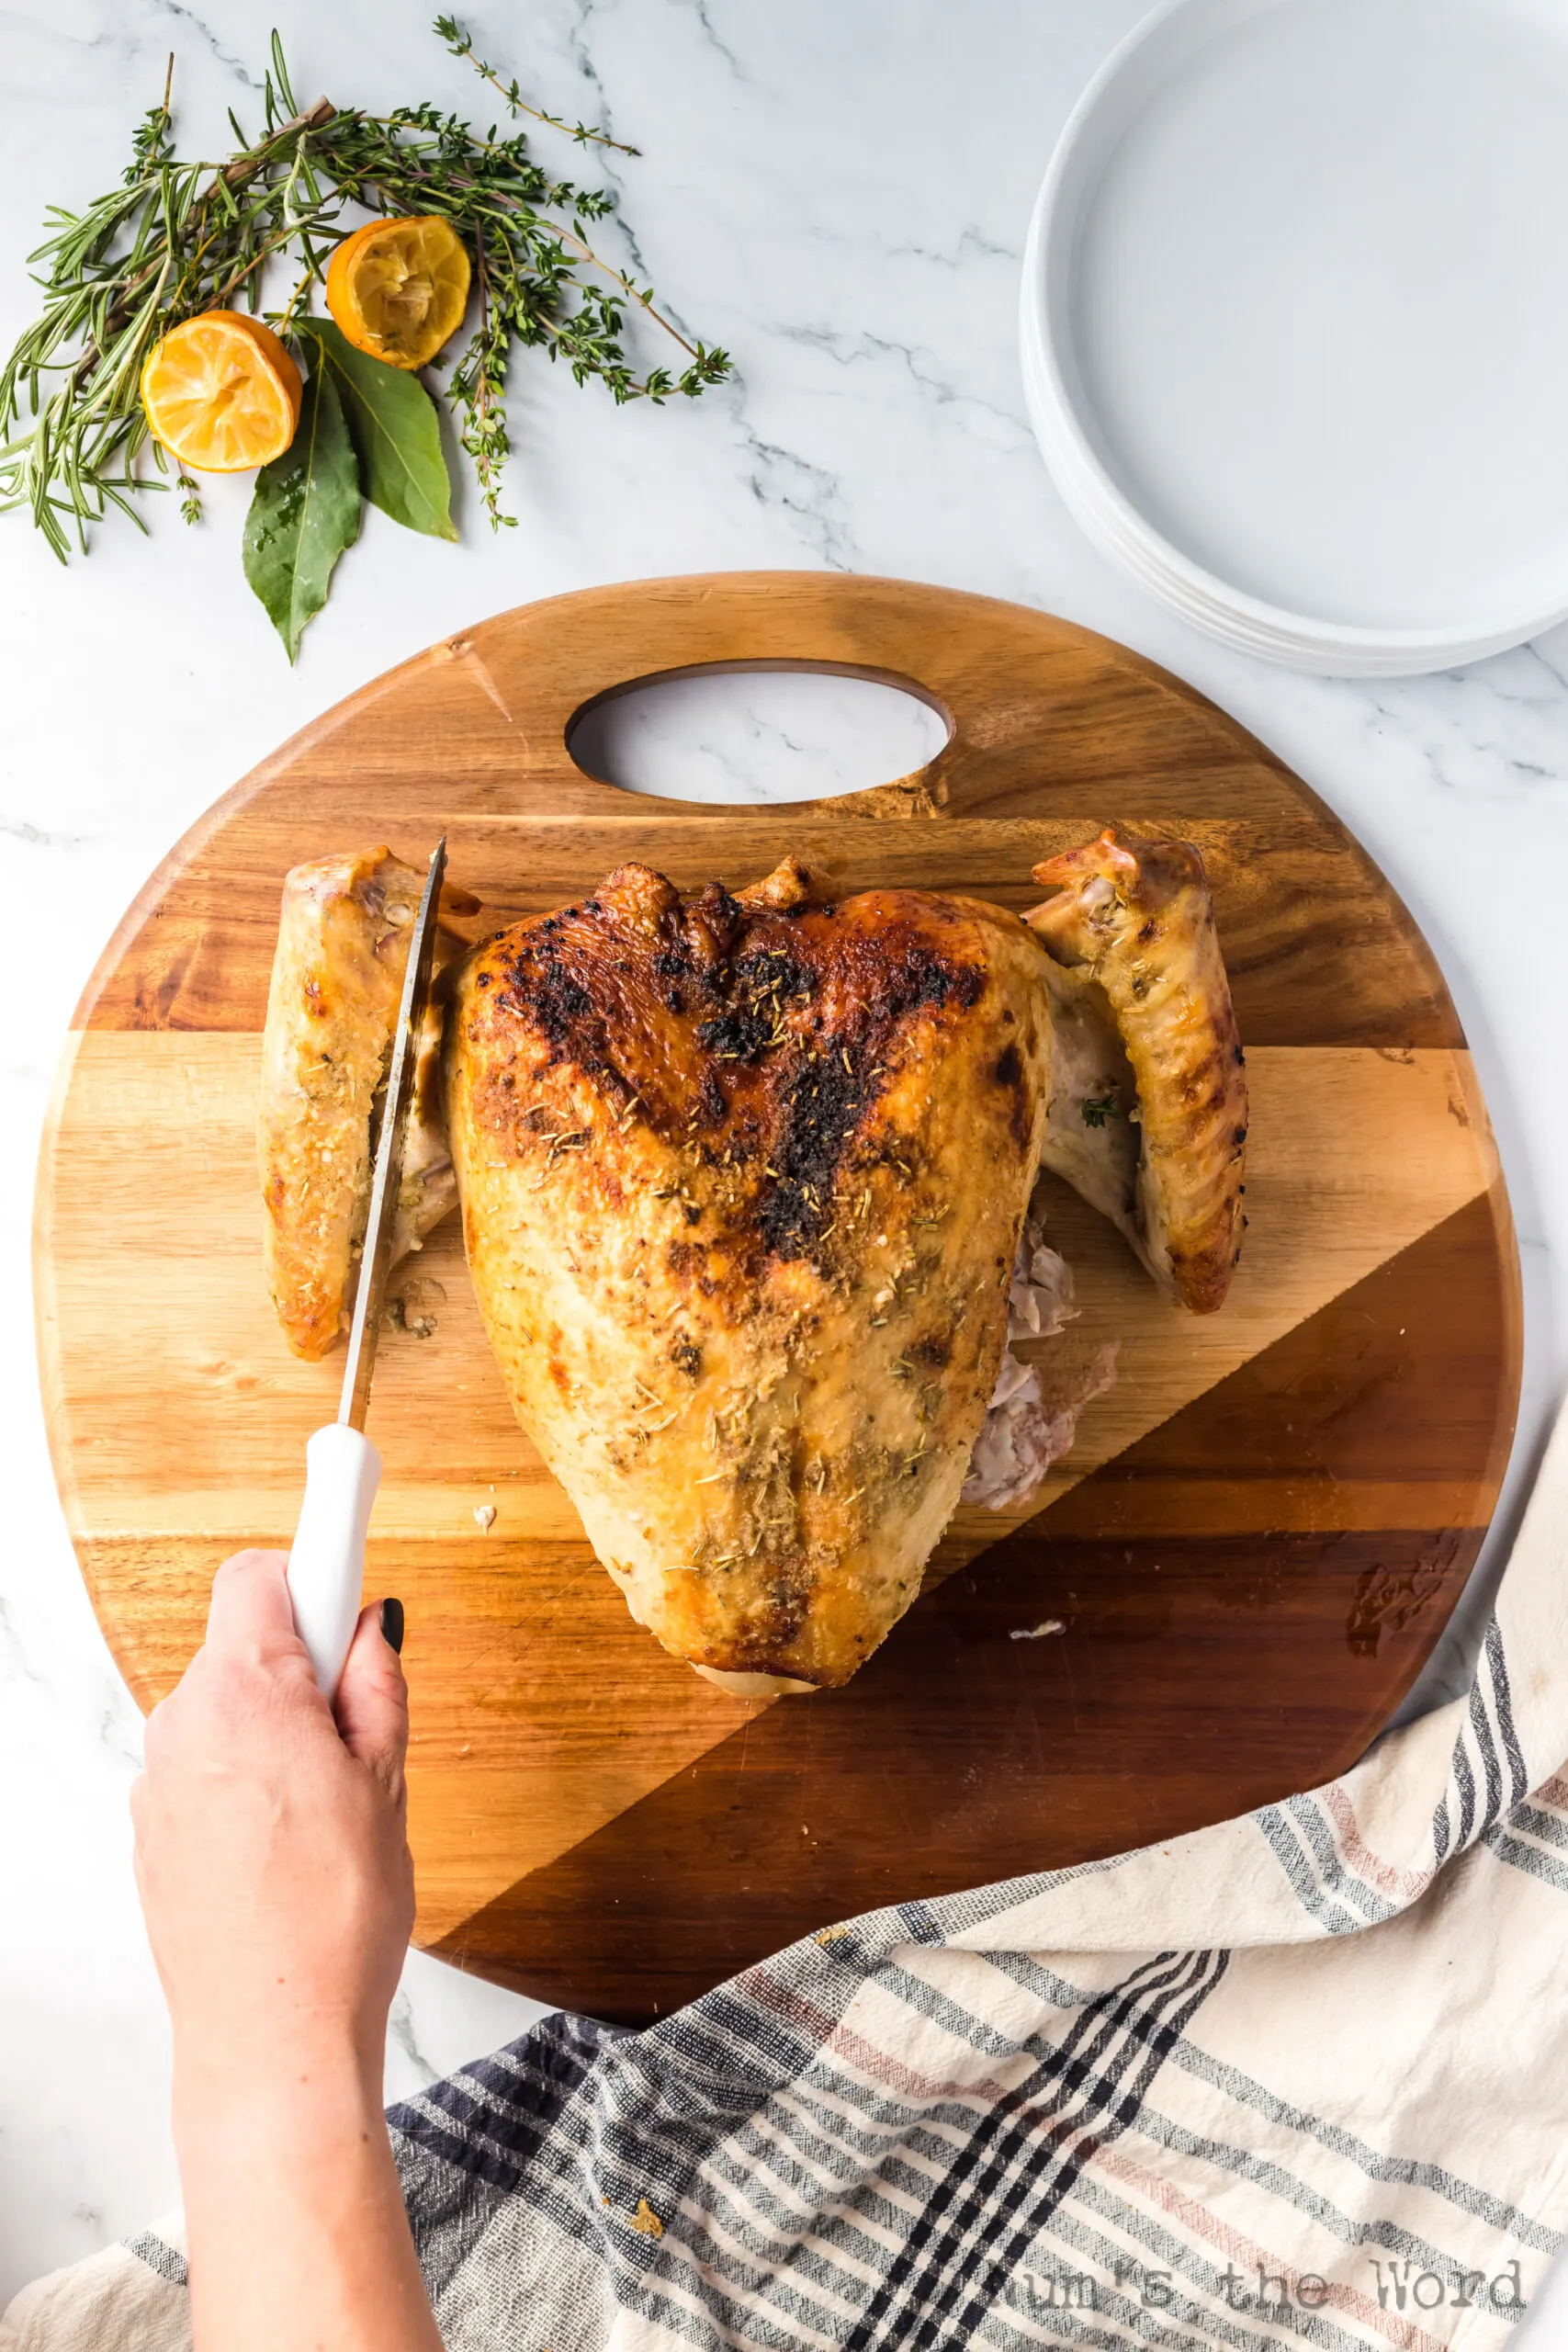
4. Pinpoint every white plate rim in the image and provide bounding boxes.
[1019,0,1568,674]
